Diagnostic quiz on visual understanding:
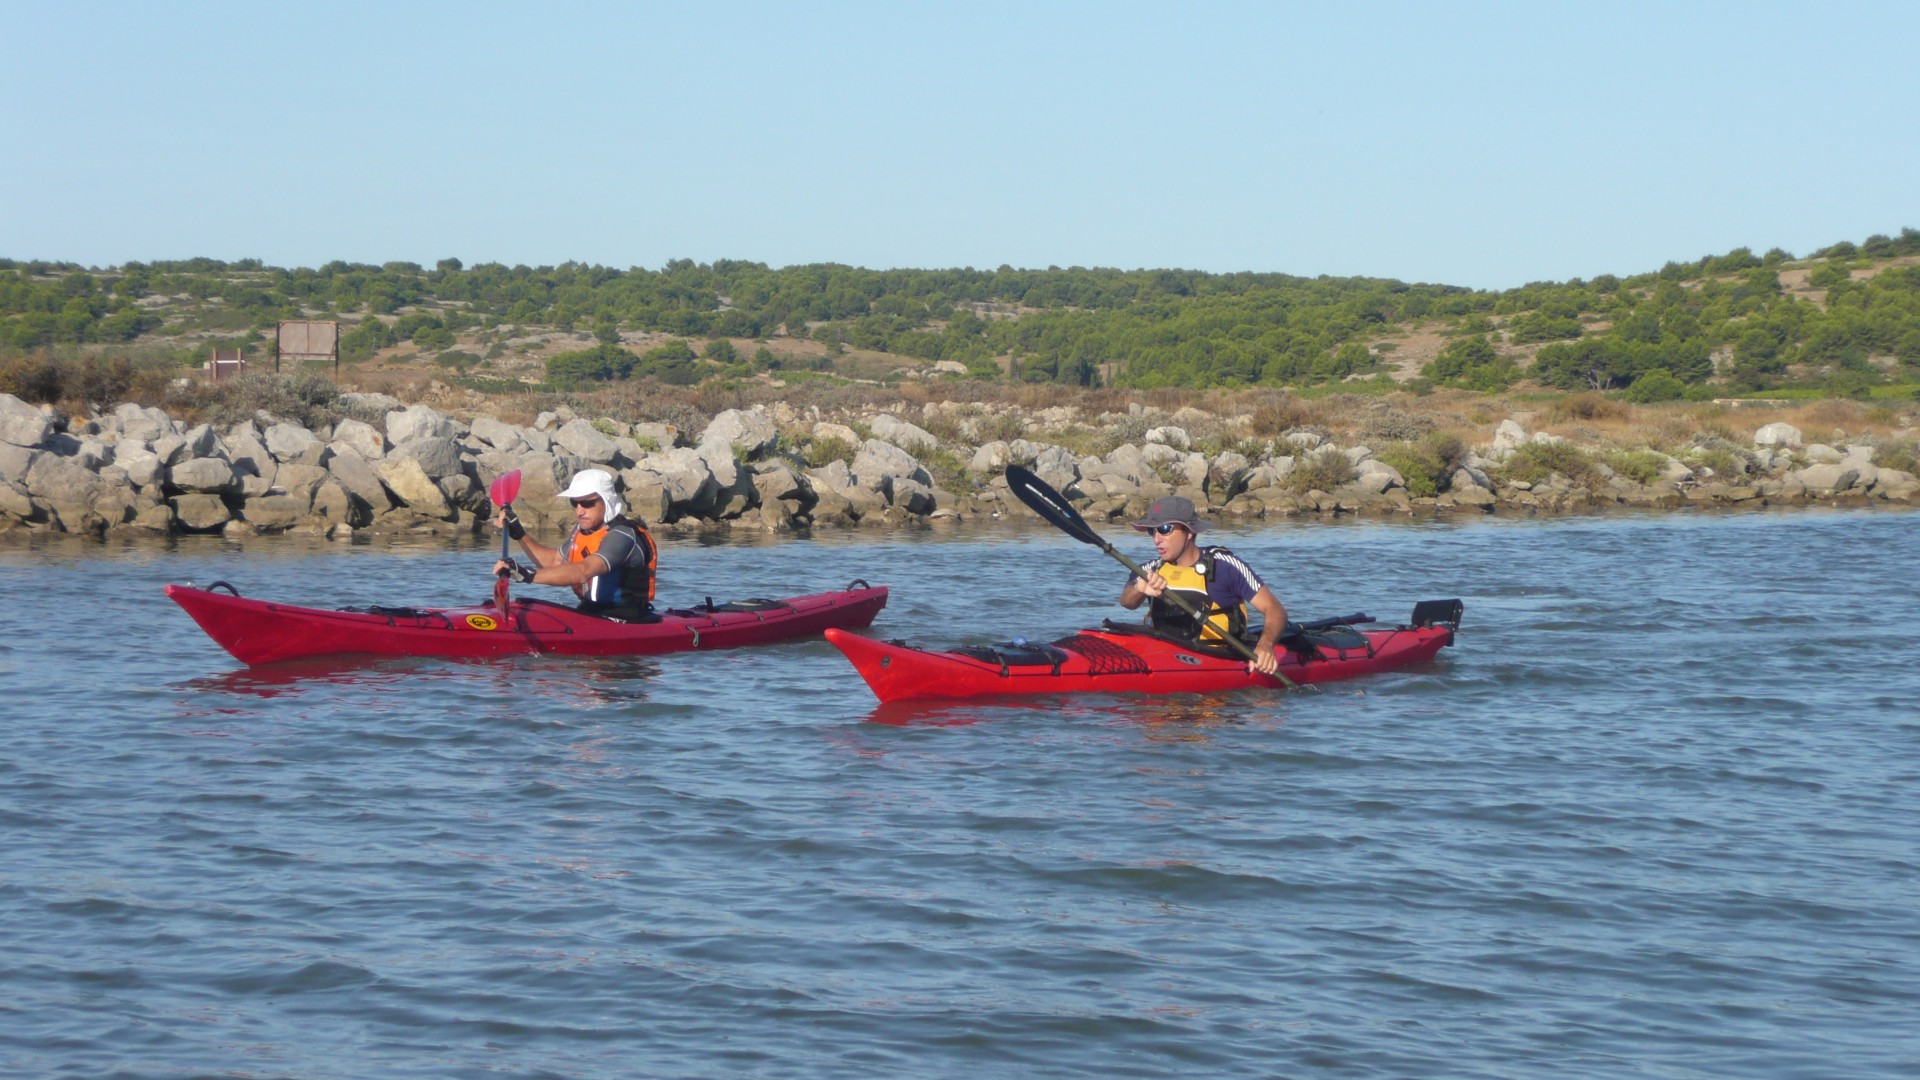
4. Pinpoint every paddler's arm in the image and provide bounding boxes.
[1247,586,1287,675]
[494,510,563,568]
[1119,569,1166,609]
[493,553,608,587]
